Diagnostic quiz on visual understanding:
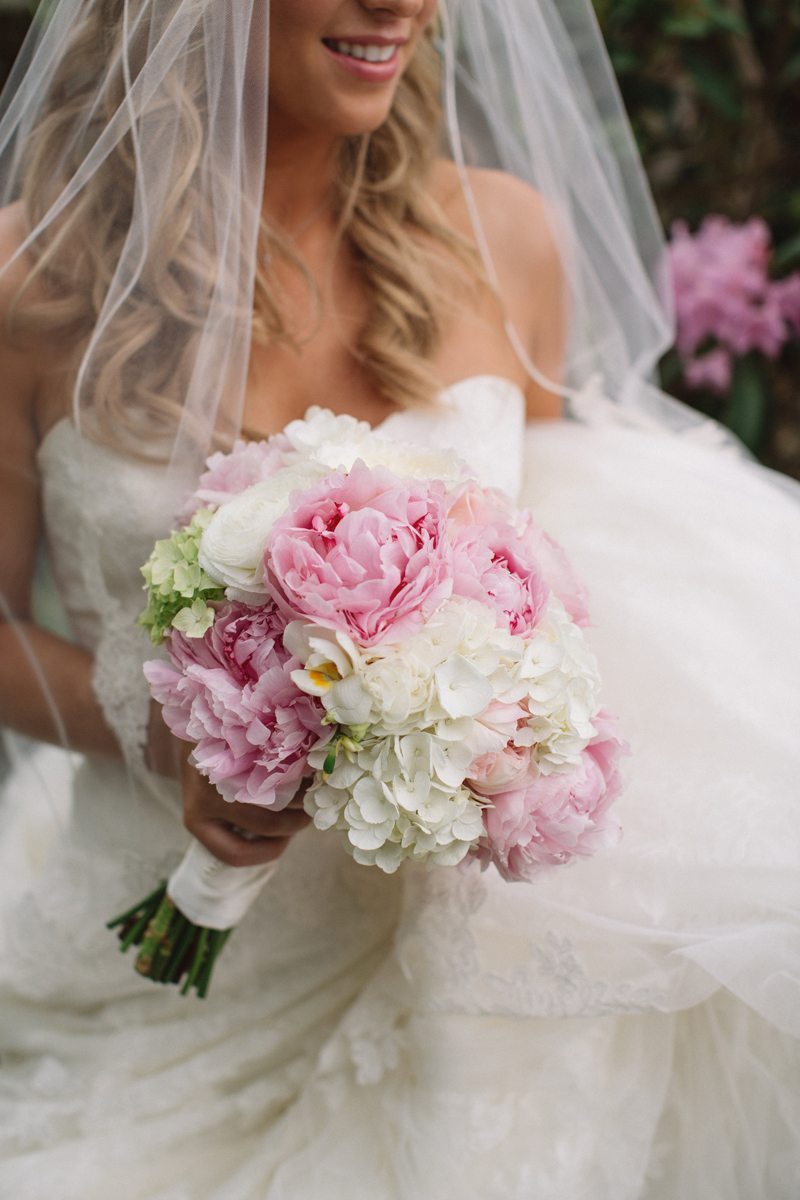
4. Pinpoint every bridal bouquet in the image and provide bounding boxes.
[108,408,625,996]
